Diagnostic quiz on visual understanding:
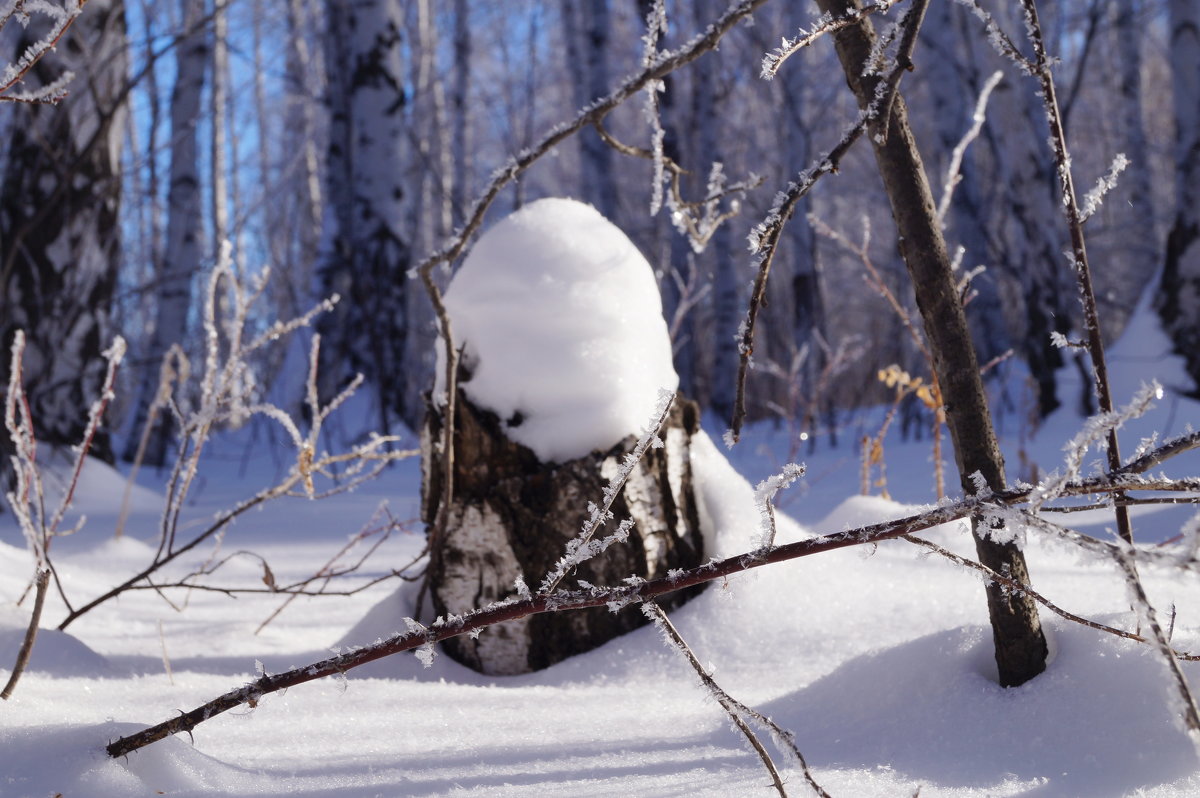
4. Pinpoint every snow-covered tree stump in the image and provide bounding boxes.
[420,198,707,675]
[422,390,704,675]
